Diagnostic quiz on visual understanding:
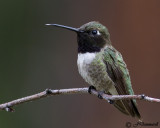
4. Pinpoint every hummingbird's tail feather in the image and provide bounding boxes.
[113,99,141,120]
[113,100,130,115]
[130,100,142,121]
